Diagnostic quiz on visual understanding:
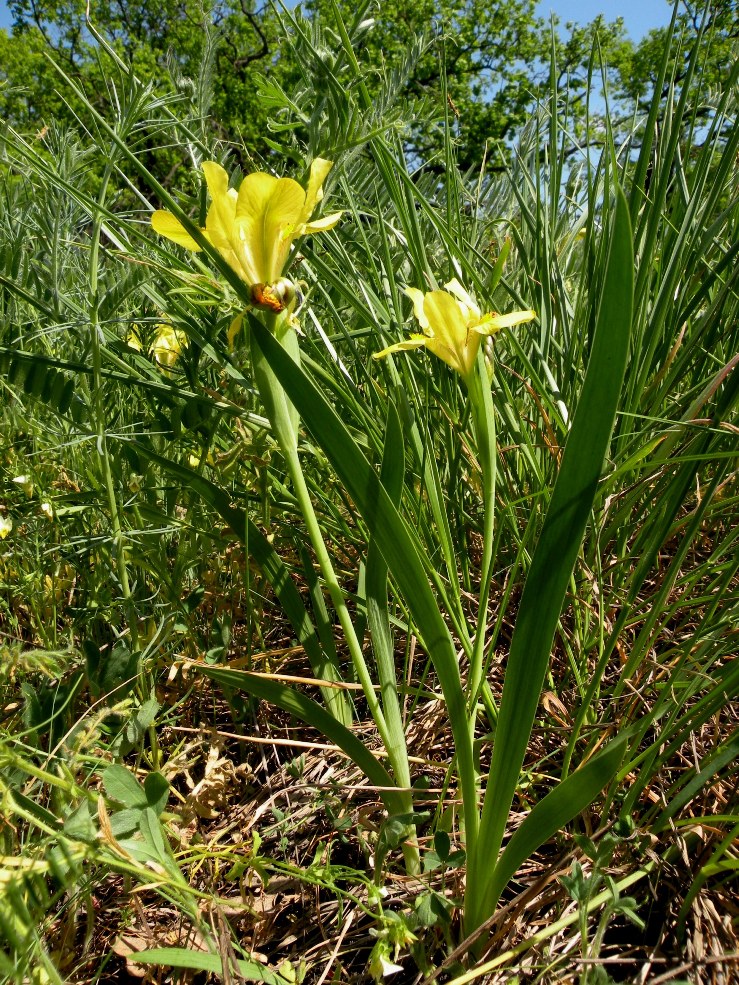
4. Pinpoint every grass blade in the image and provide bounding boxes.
[485,733,629,910]
[196,664,408,817]
[468,186,634,931]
